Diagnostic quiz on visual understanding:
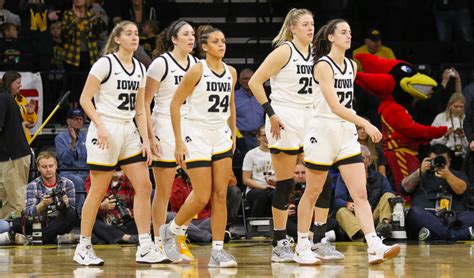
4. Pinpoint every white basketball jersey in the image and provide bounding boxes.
[91,53,145,121]
[186,60,233,129]
[312,56,355,120]
[149,52,198,117]
[270,41,313,106]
